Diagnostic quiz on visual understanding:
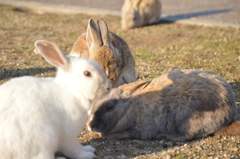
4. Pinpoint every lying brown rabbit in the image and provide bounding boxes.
[87,69,240,142]
[70,19,136,87]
